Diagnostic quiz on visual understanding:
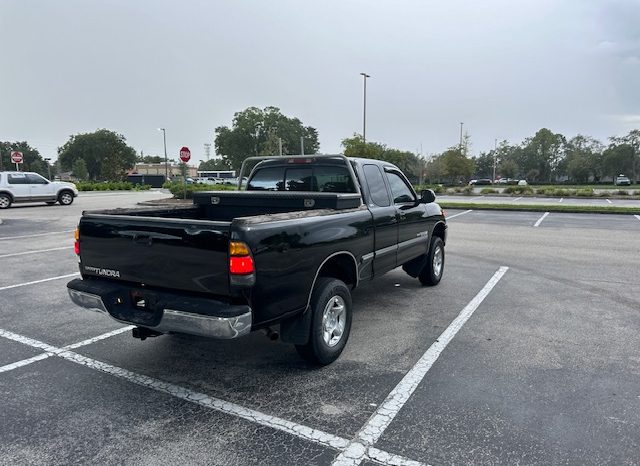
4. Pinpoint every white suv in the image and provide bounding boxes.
[0,171,78,209]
